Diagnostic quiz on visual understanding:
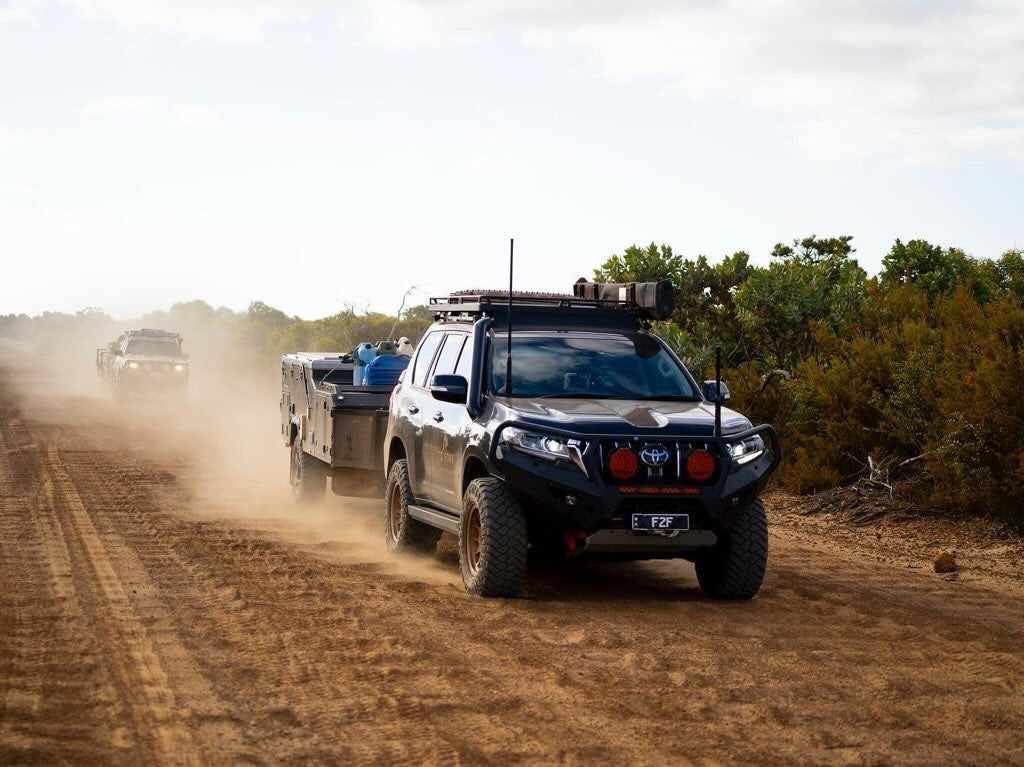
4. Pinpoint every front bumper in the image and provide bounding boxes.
[118,368,189,394]
[492,421,780,537]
